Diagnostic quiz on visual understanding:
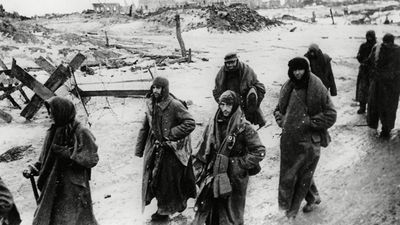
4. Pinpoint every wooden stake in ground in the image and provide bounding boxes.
[330,8,335,25]
[175,14,186,58]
